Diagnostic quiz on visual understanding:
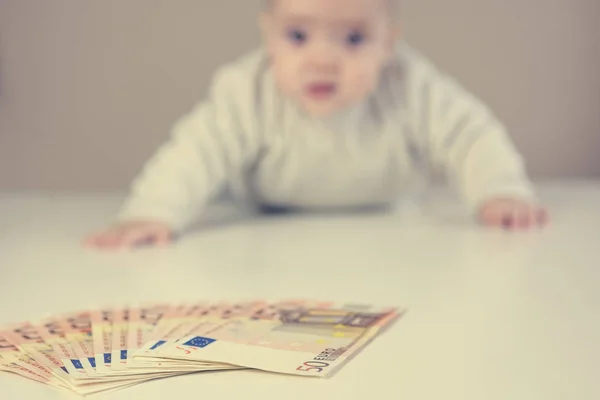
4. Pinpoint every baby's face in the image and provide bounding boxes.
[262,0,398,118]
